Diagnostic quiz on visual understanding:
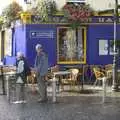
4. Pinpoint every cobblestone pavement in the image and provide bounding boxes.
[0,84,120,120]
